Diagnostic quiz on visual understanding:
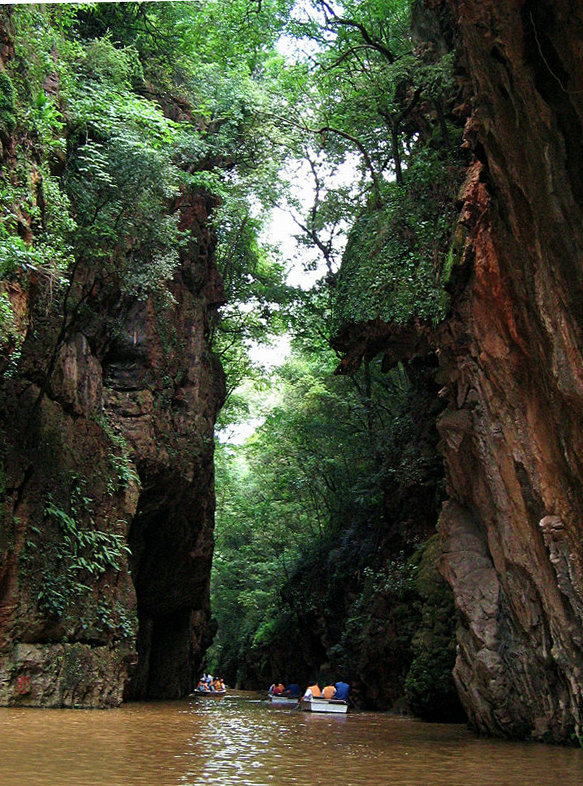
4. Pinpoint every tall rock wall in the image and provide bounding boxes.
[333,0,583,742]
[0,150,225,706]
[435,0,583,741]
